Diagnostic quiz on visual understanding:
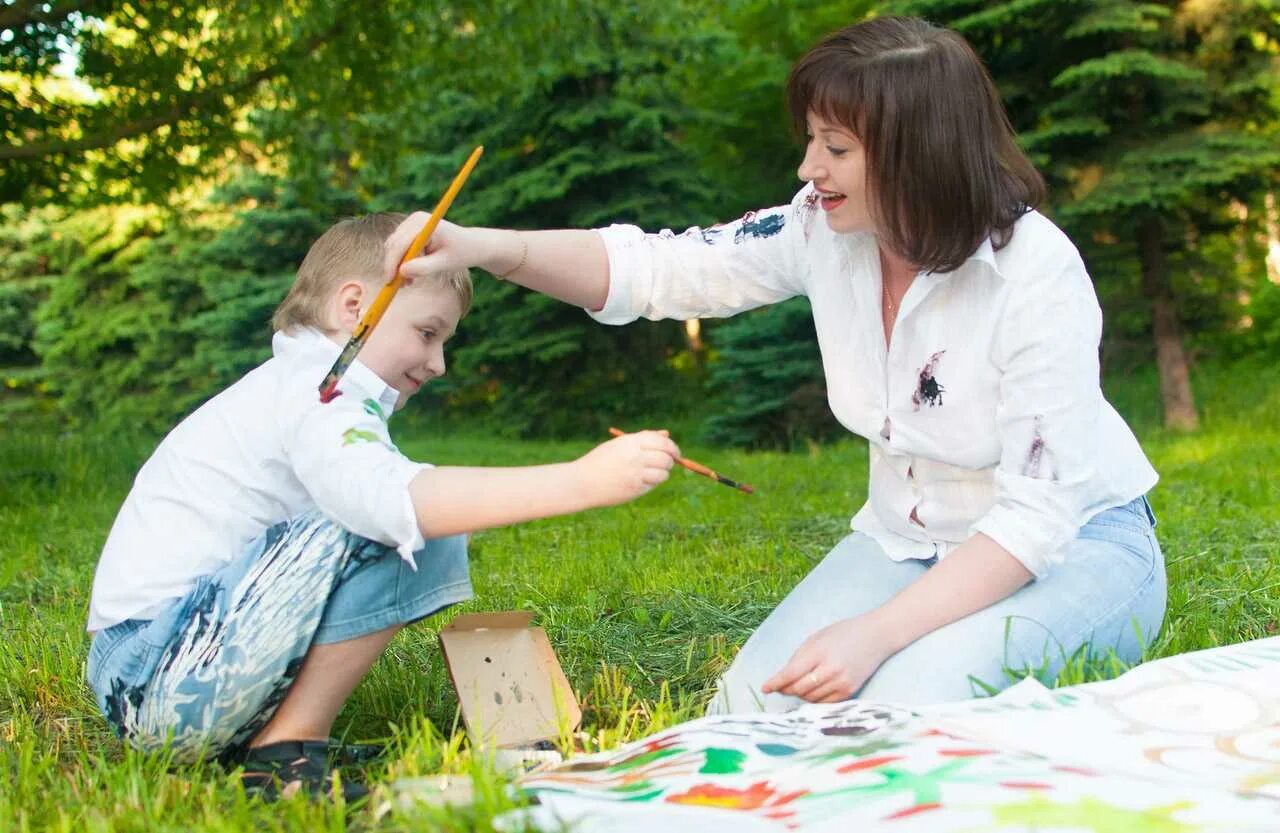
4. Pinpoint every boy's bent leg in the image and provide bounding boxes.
[312,533,472,645]
[102,513,381,762]
[249,533,473,747]
[707,533,926,715]
[857,498,1167,706]
[250,625,401,748]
